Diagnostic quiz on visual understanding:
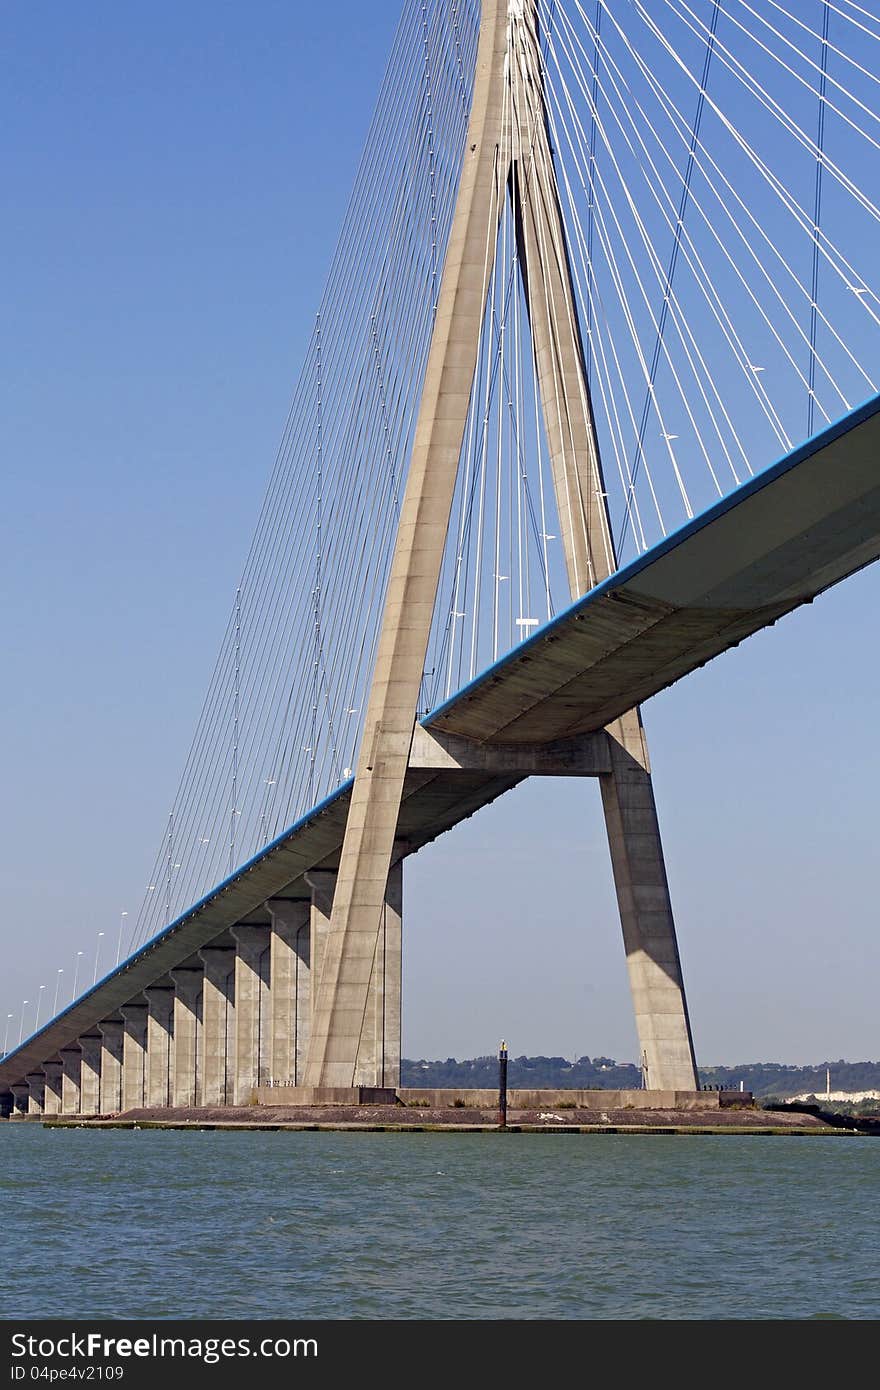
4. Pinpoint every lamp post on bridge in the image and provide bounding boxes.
[93,932,105,986]
[3,1014,12,1057]
[52,969,63,1018]
[34,984,46,1031]
[18,1001,29,1046]
[115,911,128,967]
[71,951,84,1003]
